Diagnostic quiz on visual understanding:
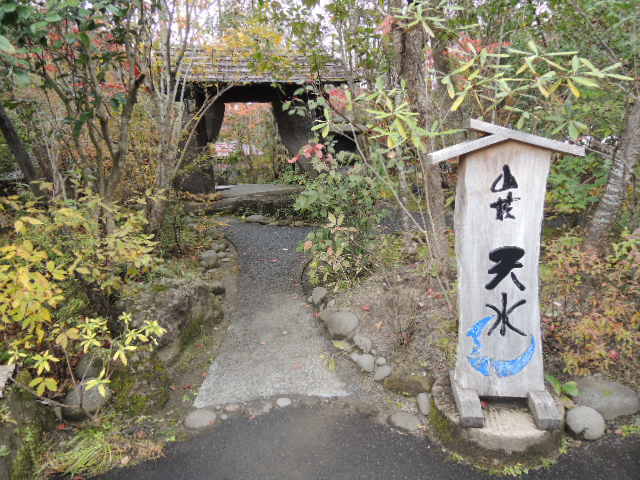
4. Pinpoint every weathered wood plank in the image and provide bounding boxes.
[453,141,549,398]
[450,371,485,428]
[466,119,585,157]
[428,134,507,164]
[528,390,563,430]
